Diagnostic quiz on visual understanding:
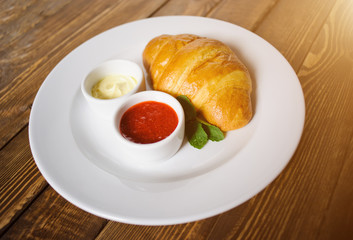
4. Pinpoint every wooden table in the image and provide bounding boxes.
[1,0,353,239]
